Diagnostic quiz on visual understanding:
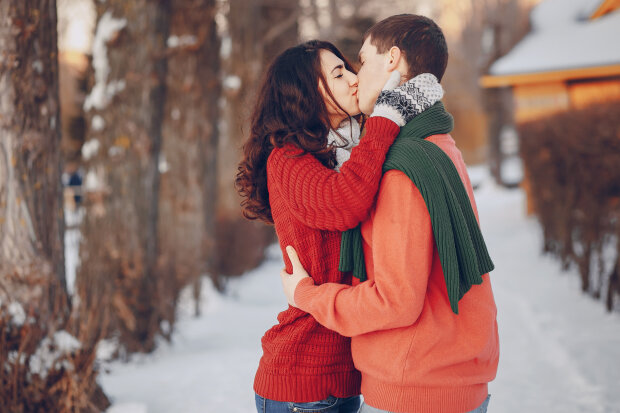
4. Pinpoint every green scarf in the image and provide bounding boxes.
[338,102,494,314]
